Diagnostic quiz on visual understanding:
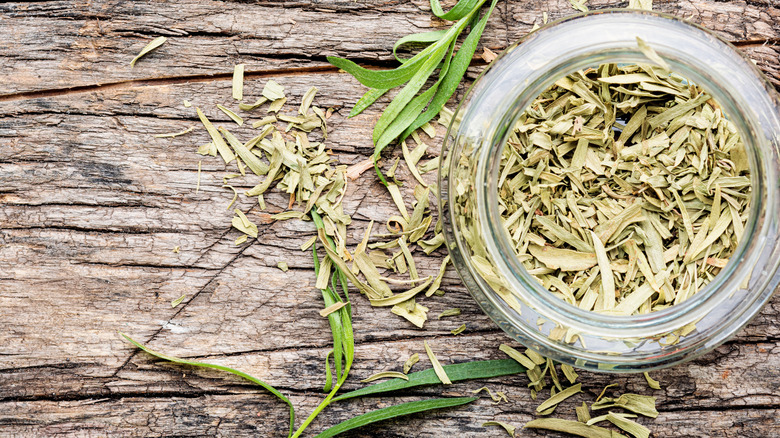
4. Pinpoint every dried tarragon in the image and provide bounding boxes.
[497,61,751,315]
[498,344,662,437]
[190,79,355,248]
[189,76,448,328]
